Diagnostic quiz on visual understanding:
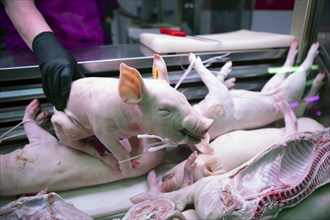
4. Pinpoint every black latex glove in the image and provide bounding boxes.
[32,32,84,111]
